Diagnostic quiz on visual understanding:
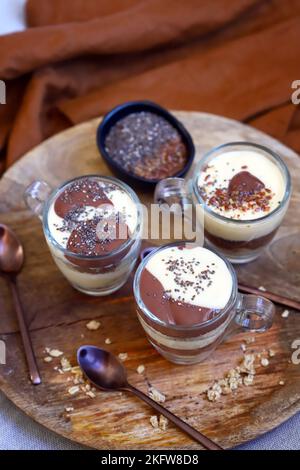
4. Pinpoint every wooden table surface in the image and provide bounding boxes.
[0,112,299,449]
